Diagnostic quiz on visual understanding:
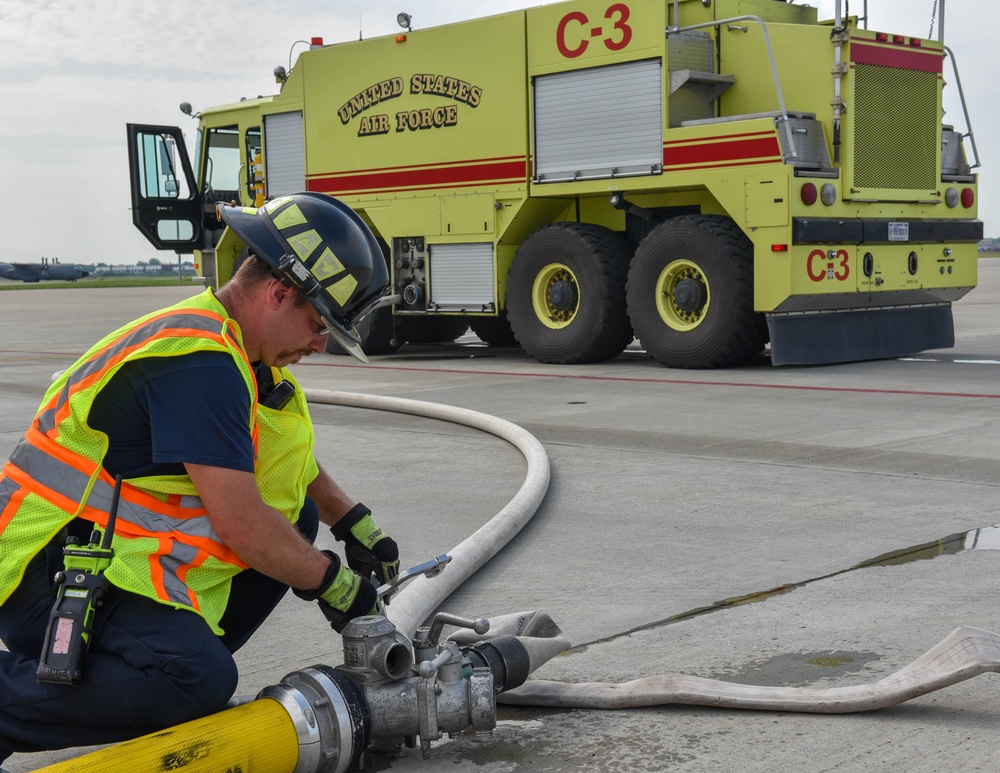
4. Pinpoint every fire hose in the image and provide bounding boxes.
[31,390,1000,772]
